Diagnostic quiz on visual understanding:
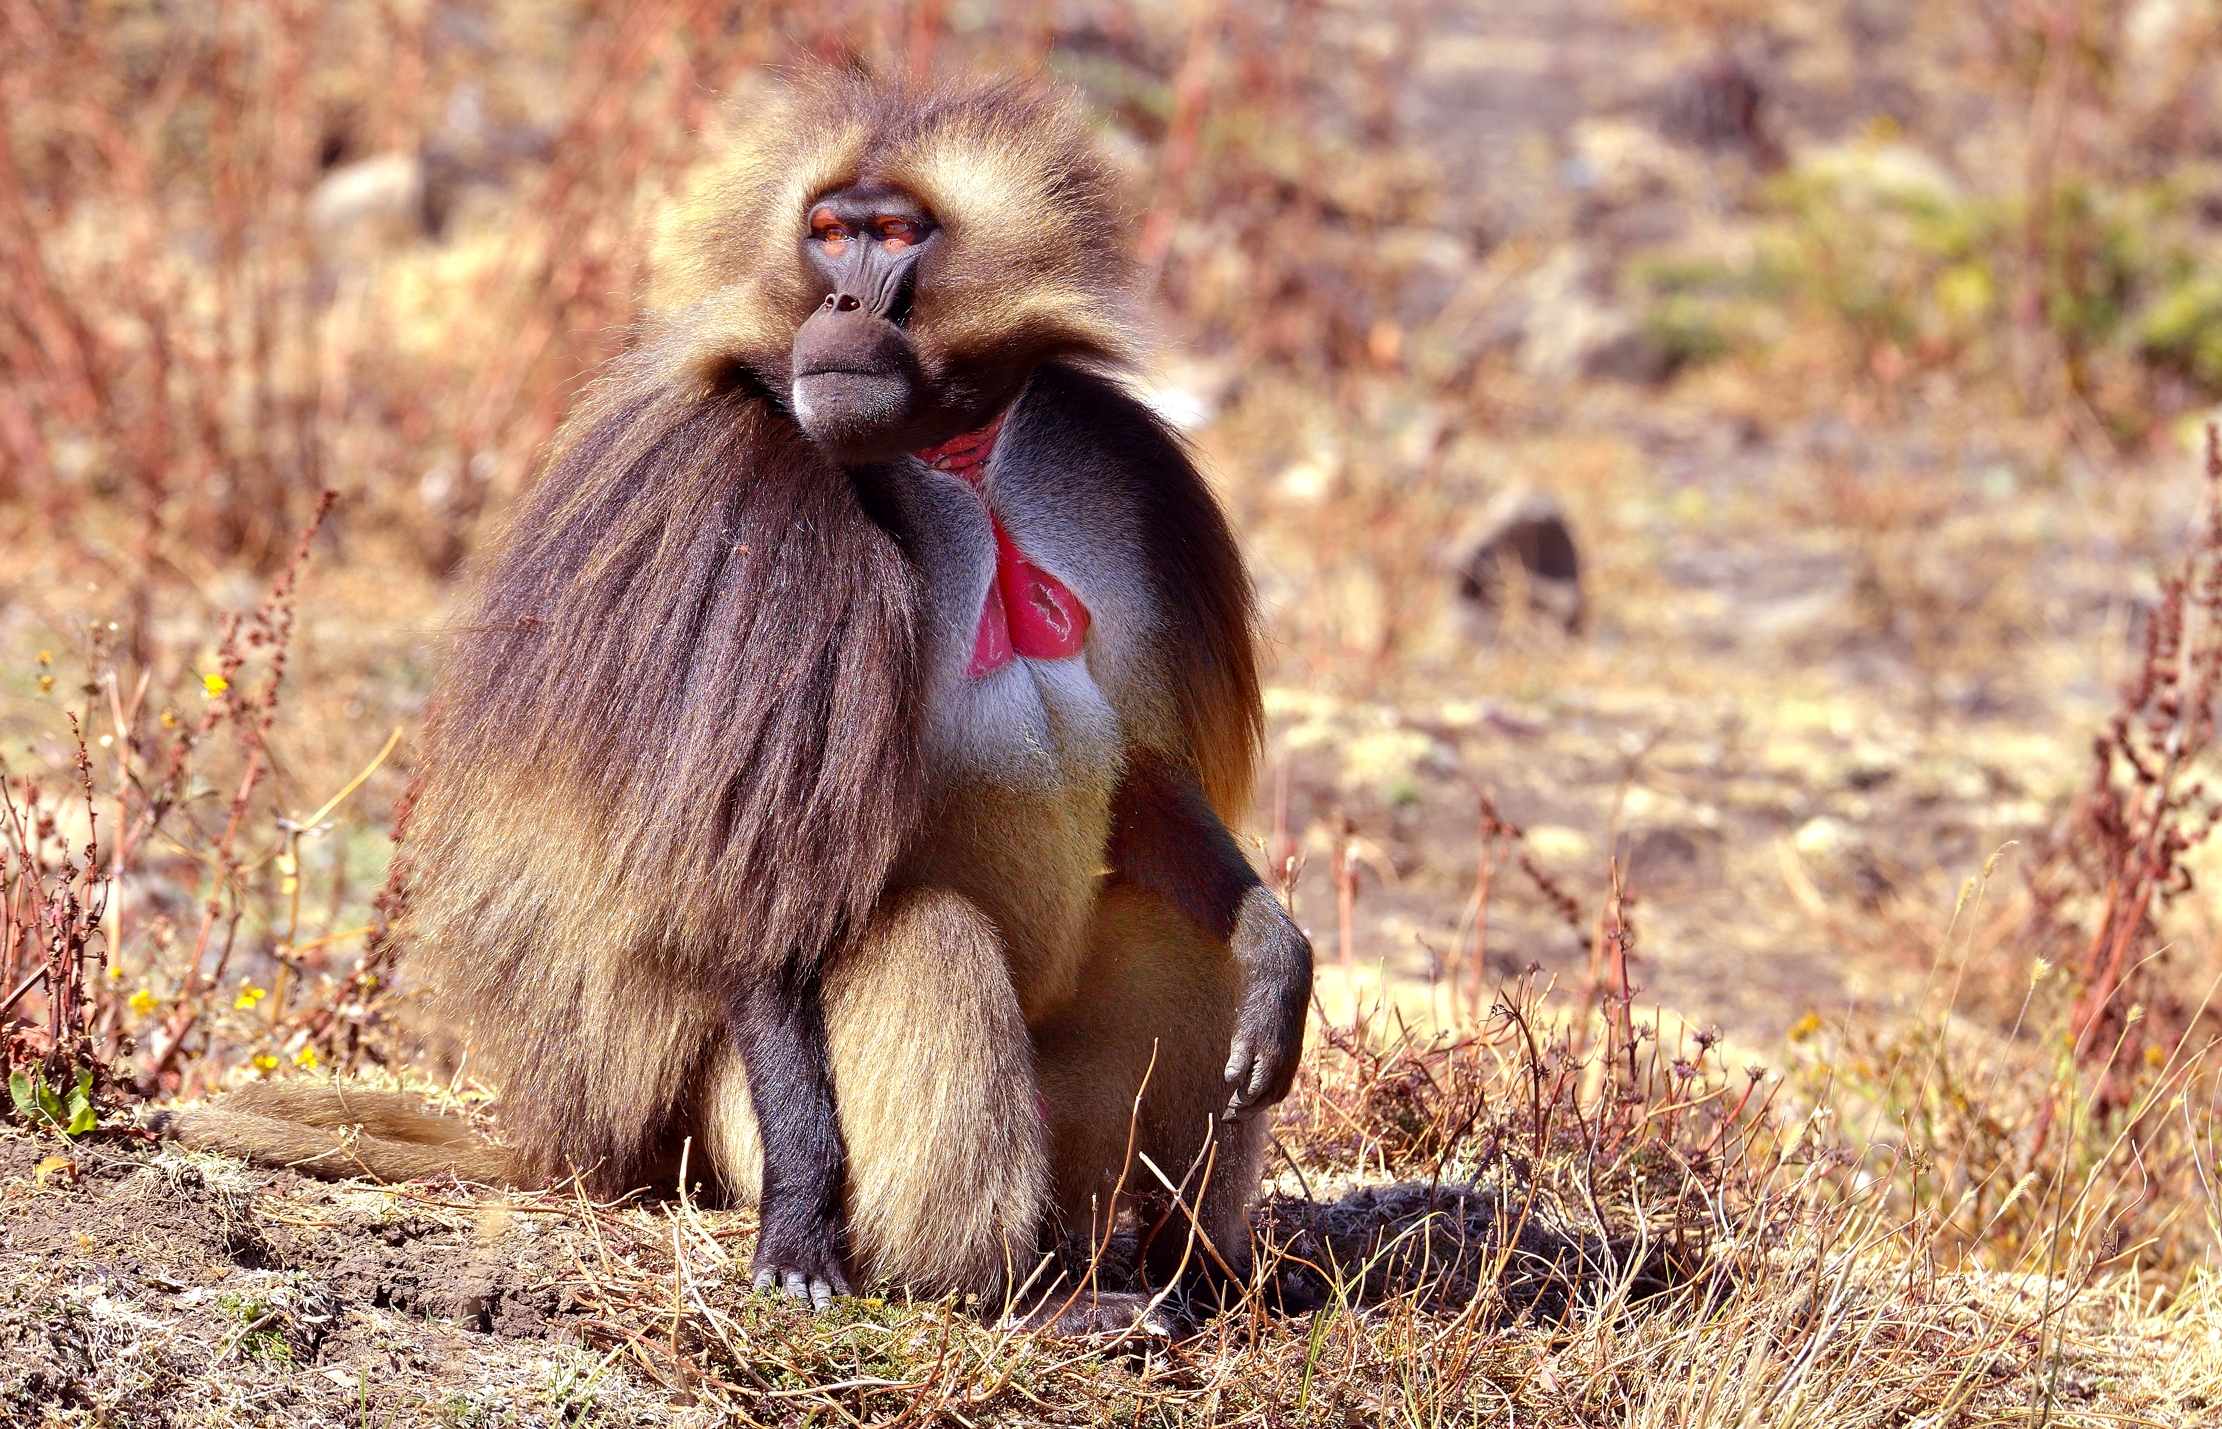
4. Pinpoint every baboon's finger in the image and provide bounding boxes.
[1222,1035,1254,1089]
[1224,1036,1278,1119]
